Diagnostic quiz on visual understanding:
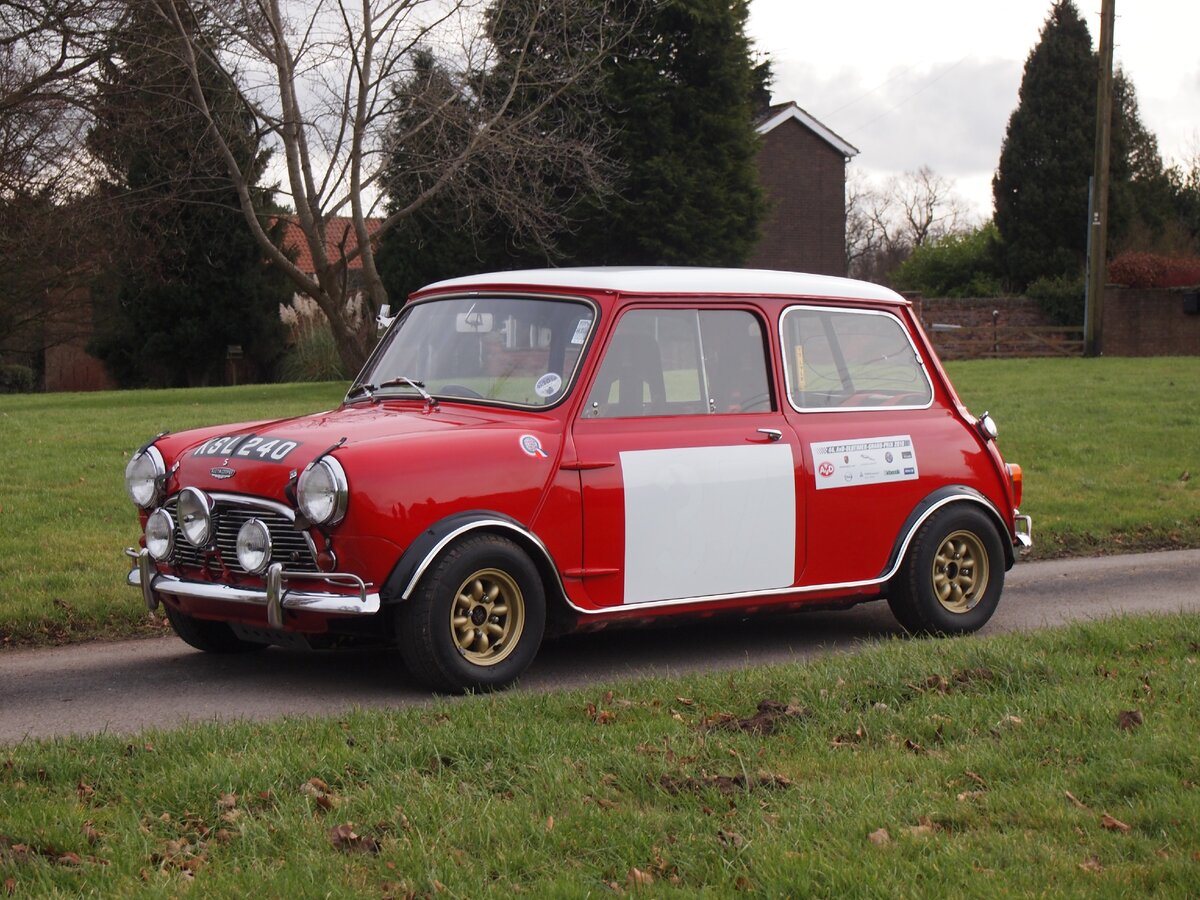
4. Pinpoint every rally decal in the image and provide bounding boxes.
[811,434,918,490]
[519,434,548,459]
[191,434,303,463]
[620,444,796,604]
